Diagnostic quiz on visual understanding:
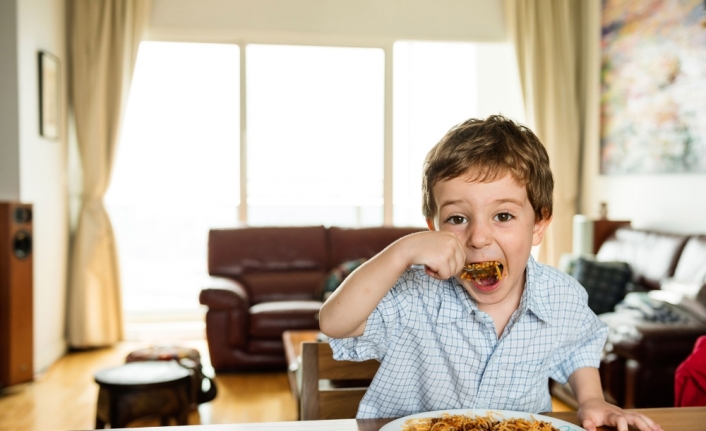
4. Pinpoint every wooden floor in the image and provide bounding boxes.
[0,339,297,431]
[0,338,573,431]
